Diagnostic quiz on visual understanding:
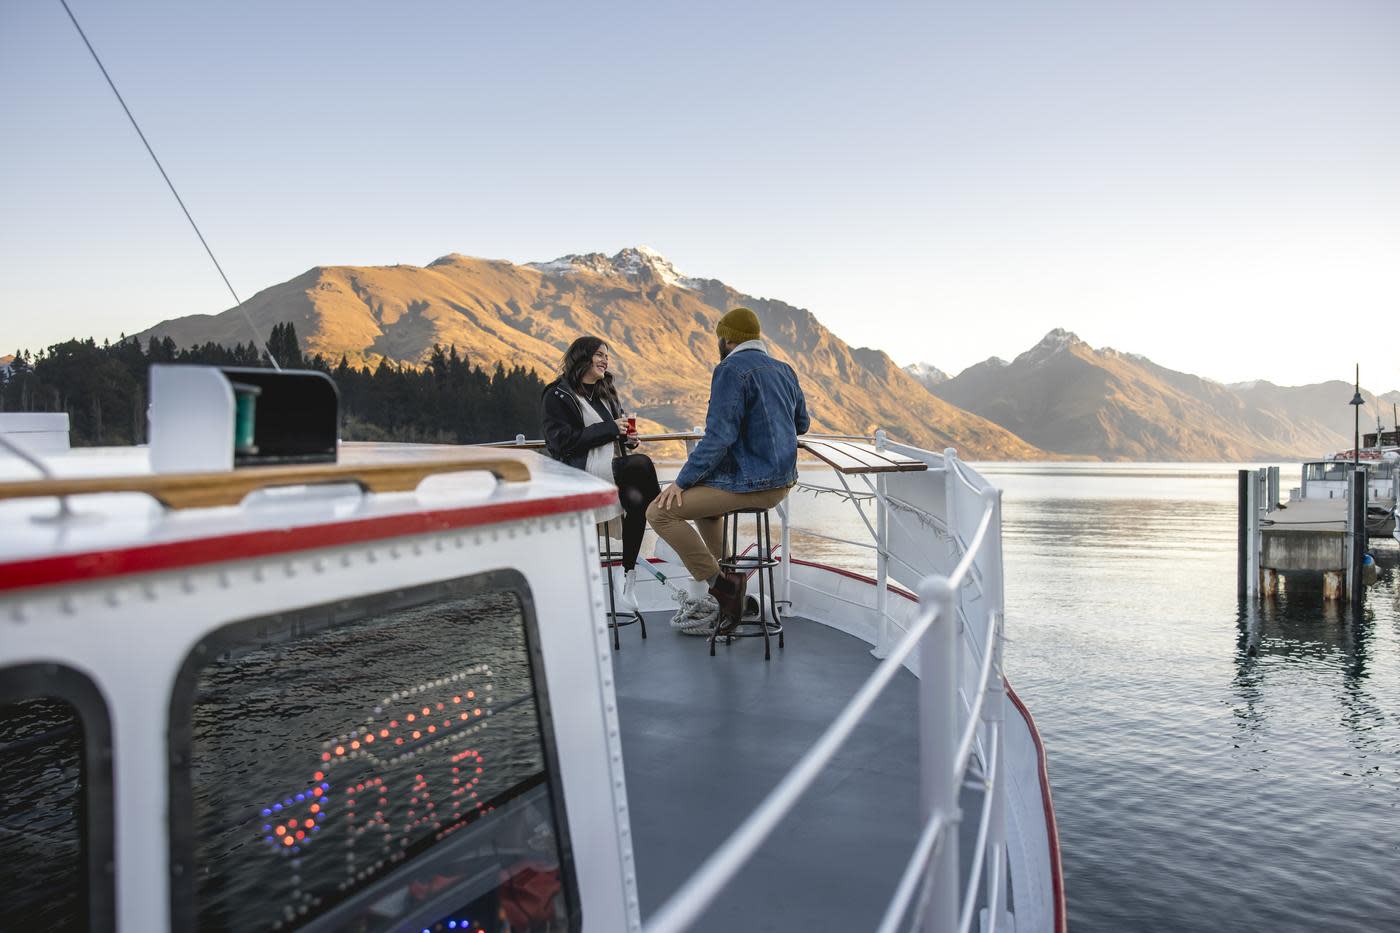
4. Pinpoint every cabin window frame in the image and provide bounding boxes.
[0,662,117,933]
[166,568,582,933]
